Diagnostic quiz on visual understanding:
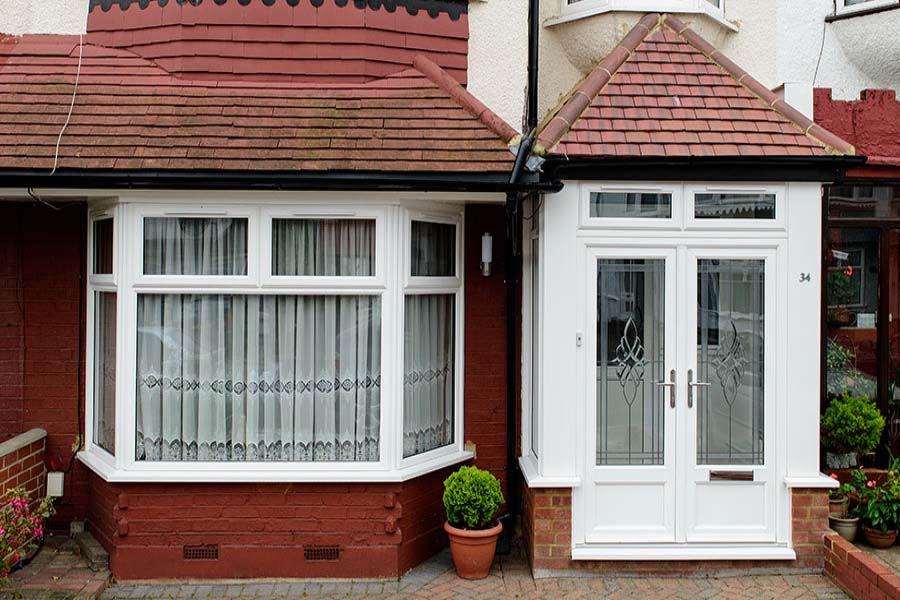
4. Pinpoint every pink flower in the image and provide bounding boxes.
[868,480,876,488]
[830,473,839,479]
